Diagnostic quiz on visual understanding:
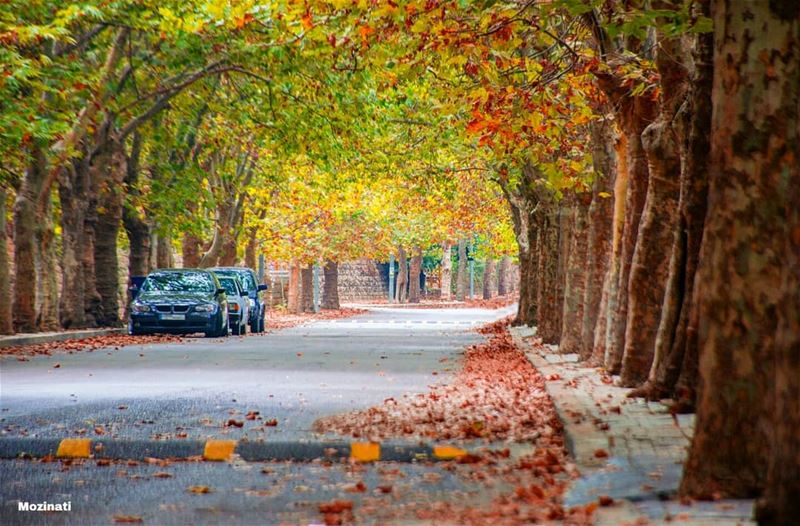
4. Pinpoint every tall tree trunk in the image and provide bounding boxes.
[58,153,91,329]
[619,28,687,386]
[92,135,127,326]
[181,232,203,267]
[123,133,151,282]
[156,232,174,268]
[321,260,340,310]
[455,239,467,301]
[560,192,591,354]
[287,262,301,314]
[581,117,616,360]
[36,195,59,331]
[0,187,13,334]
[13,147,47,332]
[219,237,238,266]
[408,246,422,303]
[395,246,408,303]
[300,265,314,313]
[244,228,257,270]
[483,258,496,299]
[498,255,511,296]
[632,15,713,407]
[536,200,561,344]
[440,242,452,300]
[681,1,799,514]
